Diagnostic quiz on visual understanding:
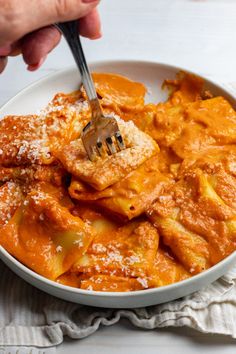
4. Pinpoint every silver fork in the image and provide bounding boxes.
[55,21,125,161]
